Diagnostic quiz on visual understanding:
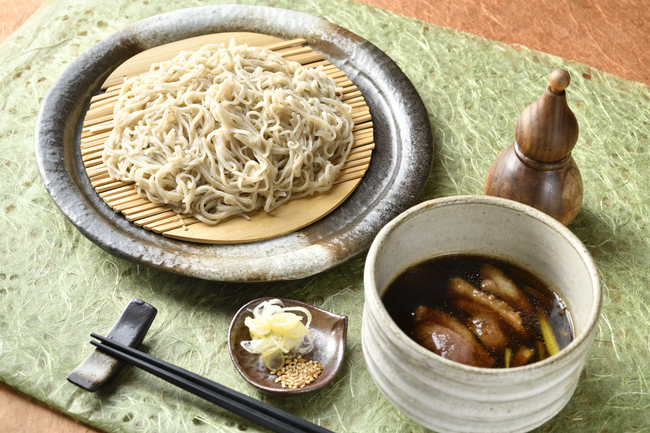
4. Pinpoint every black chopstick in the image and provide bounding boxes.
[89,333,332,433]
